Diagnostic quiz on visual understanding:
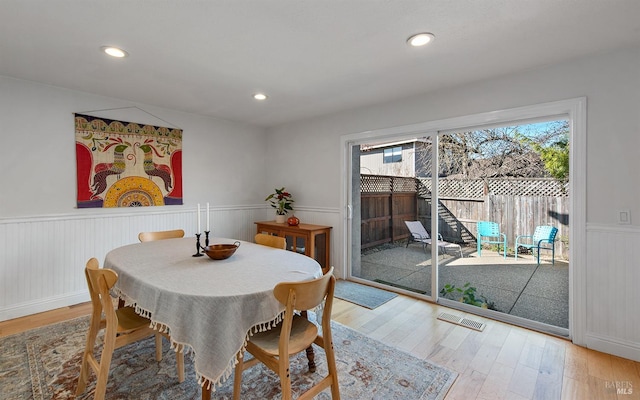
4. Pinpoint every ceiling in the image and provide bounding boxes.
[2,1,639,128]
